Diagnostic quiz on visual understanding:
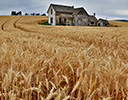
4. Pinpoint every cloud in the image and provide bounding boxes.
[0,0,128,19]
[115,9,128,15]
